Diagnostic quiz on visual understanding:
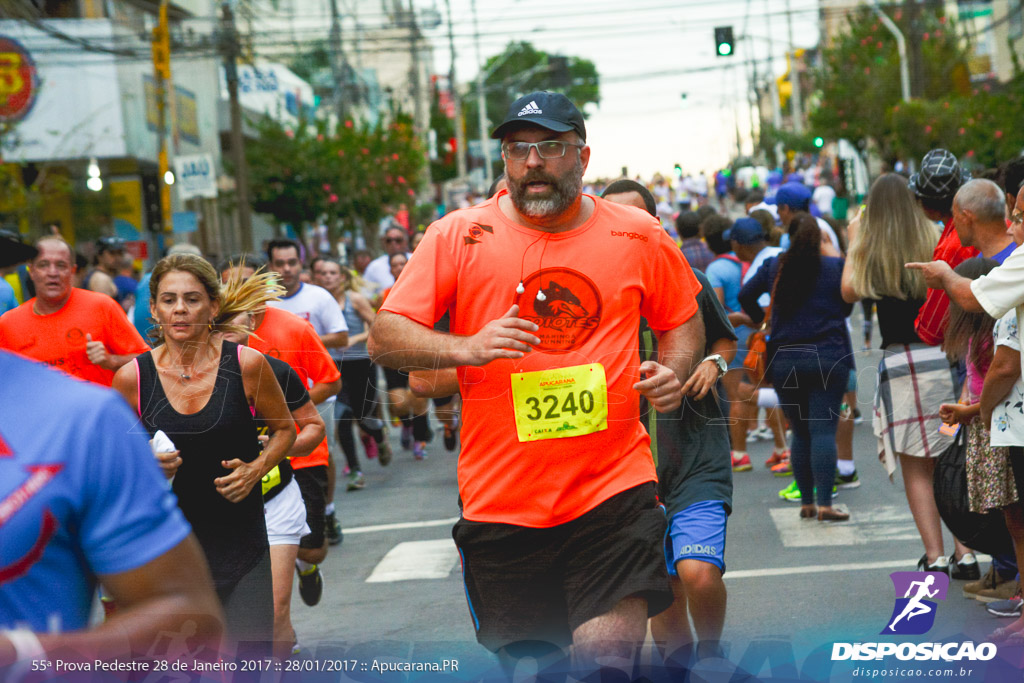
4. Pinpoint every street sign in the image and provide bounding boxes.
[0,36,38,122]
[172,154,218,200]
